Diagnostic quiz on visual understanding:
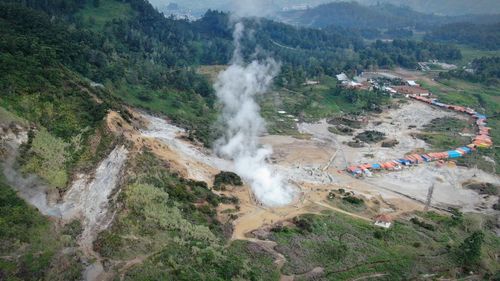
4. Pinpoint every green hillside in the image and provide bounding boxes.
[77,0,136,30]
[0,0,498,280]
